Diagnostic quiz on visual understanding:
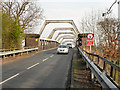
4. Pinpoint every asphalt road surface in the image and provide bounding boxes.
[1,48,74,88]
